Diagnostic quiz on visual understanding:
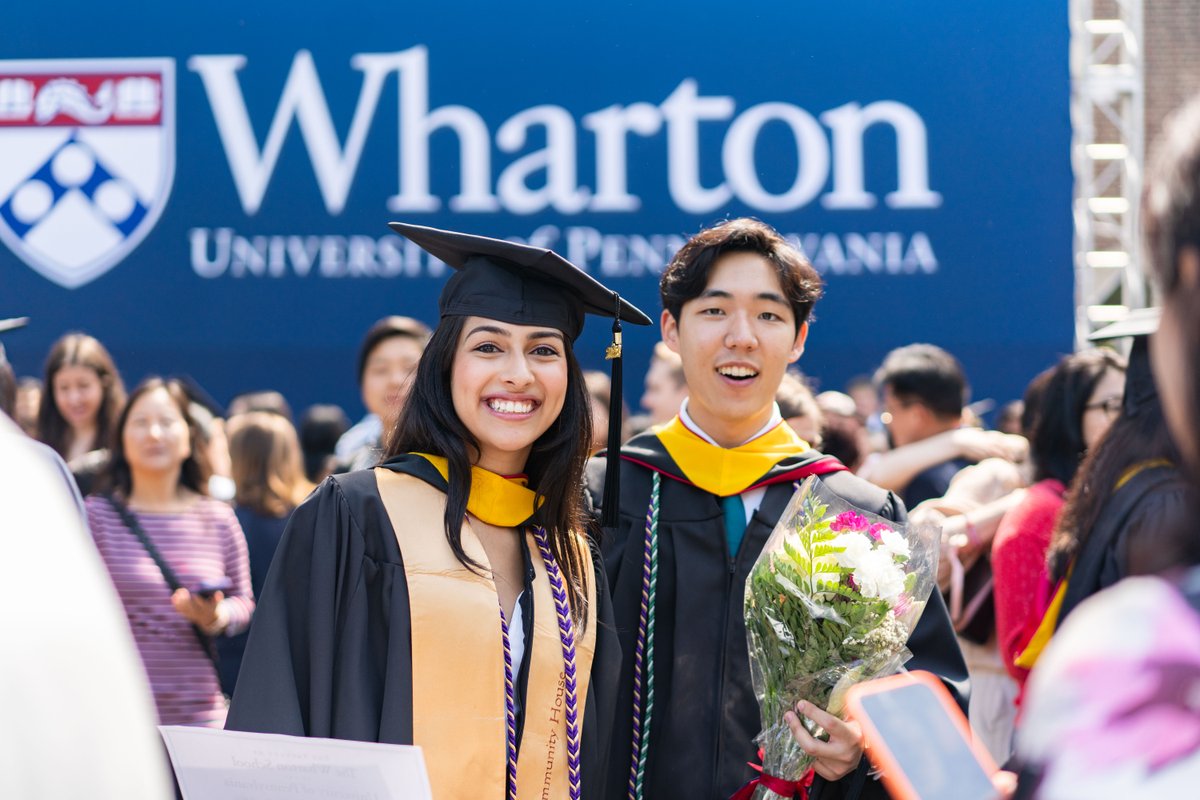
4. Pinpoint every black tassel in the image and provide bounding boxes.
[601,292,623,529]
